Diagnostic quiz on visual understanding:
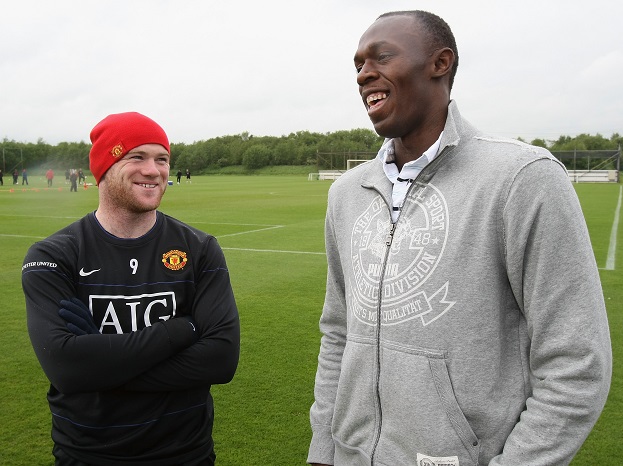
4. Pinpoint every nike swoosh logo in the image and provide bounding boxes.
[79,267,101,276]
